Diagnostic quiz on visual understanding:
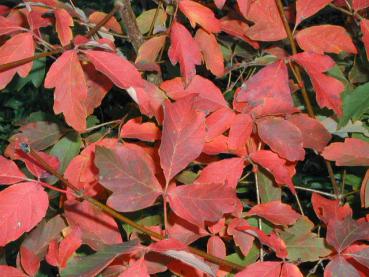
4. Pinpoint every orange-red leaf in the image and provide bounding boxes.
[228,113,253,155]
[292,52,344,116]
[168,183,239,227]
[168,21,202,84]
[0,182,48,246]
[135,35,166,72]
[0,156,26,185]
[353,0,369,11]
[84,50,144,89]
[322,138,369,166]
[179,0,221,33]
[0,32,34,89]
[0,265,27,277]
[195,28,224,77]
[205,108,235,141]
[55,9,73,46]
[295,0,333,26]
[235,261,282,277]
[159,96,206,183]
[257,117,305,161]
[44,50,88,132]
[220,18,259,49]
[295,25,357,55]
[0,15,23,36]
[89,11,122,34]
[120,117,161,142]
[247,201,301,225]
